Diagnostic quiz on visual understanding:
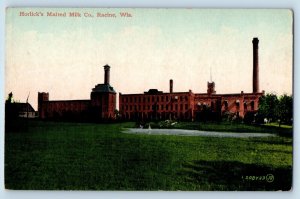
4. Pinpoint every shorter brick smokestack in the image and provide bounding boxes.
[170,79,173,93]
[104,64,110,85]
